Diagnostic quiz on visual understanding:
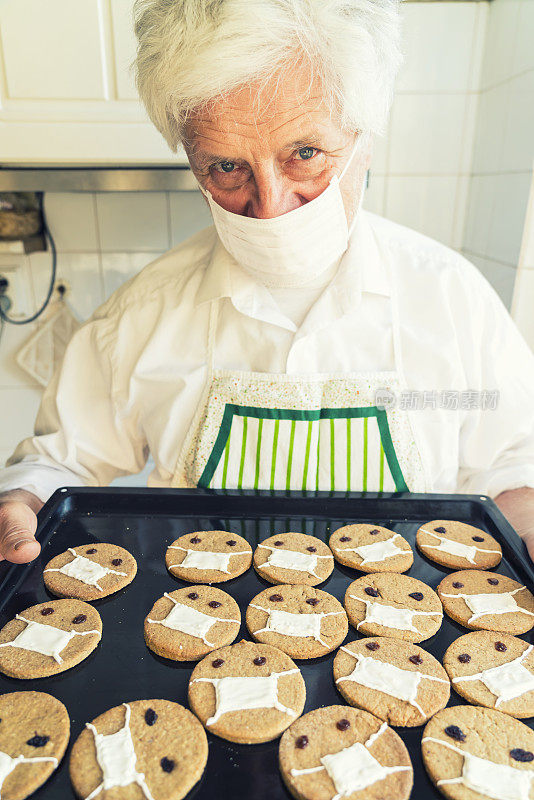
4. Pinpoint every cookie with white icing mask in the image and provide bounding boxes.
[422,705,534,800]
[344,573,443,643]
[165,530,252,583]
[0,599,102,679]
[0,691,69,800]
[329,524,413,574]
[188,639,305,744]
[444,631,534,718]
[69,699,207,800]
[144,585,241,661]
[253,533,334,586]
[246,585,348,659]
[438,570,534,634]
[43,543,137,601]
[417,520,502,570]
[279,705,413,800]
[334,637,450,727]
